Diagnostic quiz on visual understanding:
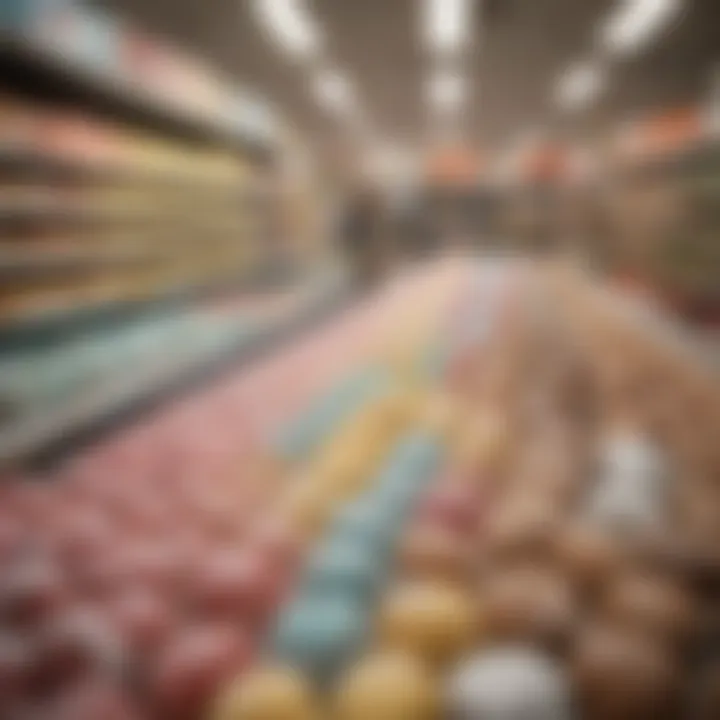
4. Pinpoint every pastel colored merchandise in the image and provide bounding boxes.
[303,540,383,603]
[334,651,438,720]
[273,597,368,681]
[445,646,572,720]
[213,666,317,720]
[379,581,476,667]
